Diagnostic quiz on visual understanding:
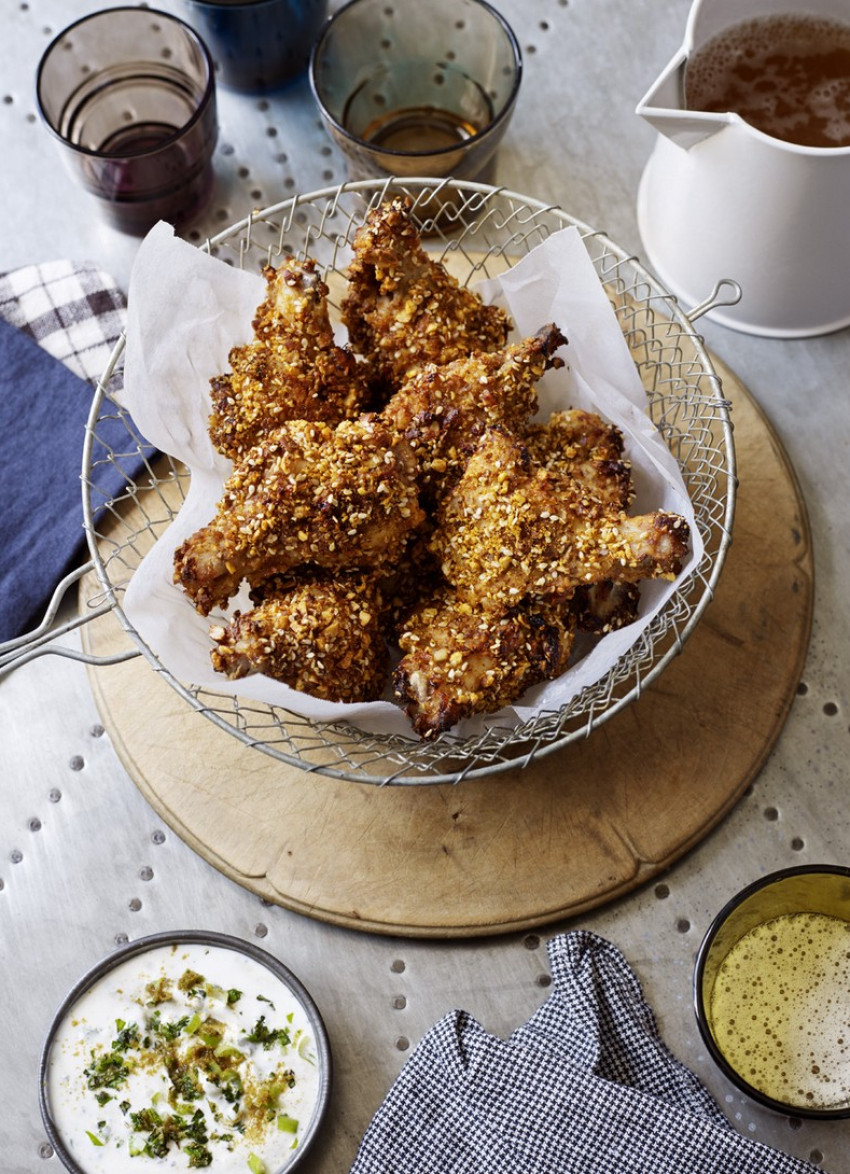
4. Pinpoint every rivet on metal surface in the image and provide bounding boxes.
[764,807,780,821]
[654,883,670,899]
[29,817,42,832]
[523,933,540,950]
[676,918,691,934]
[791,837,805,851]
[797,681,809,695]
[129,898,142,912]
[395,1037,409,1051]
[824,702,839,716]
[90,724,104,737]
[151,829,166,845]
[811,1150,824,1165]
[0,878,5,891]
[139,866,154,881]
[390,959,405,974]
[254,923,268,938]
[69,756,84,771]
[48,789,61,803]
[536,974,552,988]
[10,849,22,864]
[38,1142,54,1159]
[115,933,129,945]
[392,996,406,1010]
